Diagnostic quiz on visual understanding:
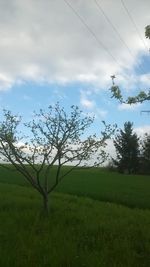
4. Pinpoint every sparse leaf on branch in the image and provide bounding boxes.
[145,25,150,39]
[0,104,115,215]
